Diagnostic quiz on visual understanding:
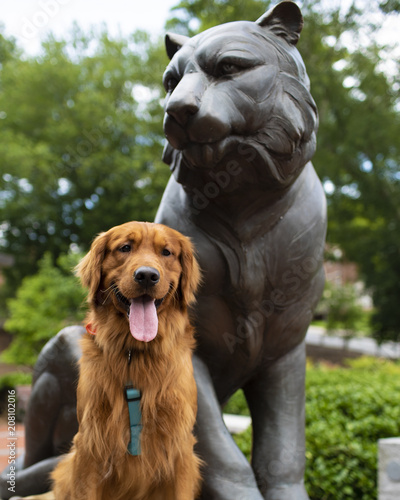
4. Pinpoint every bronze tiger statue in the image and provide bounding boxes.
[155,1,326,499]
